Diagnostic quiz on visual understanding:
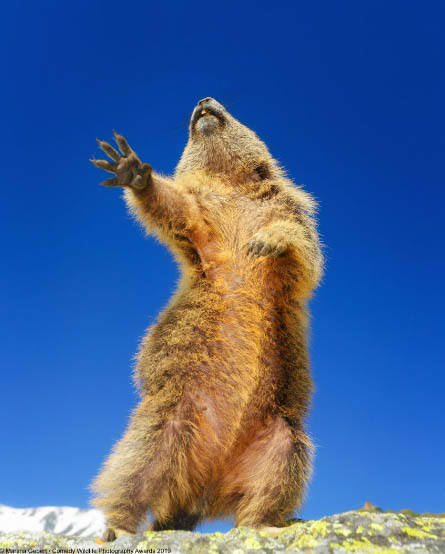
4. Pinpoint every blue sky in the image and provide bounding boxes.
[1,0,444,533]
